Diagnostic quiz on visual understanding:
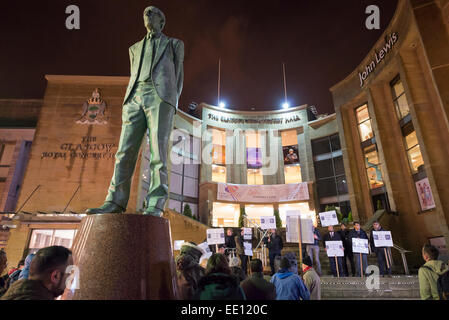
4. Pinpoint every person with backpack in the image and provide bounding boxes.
[419,244,449,300]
